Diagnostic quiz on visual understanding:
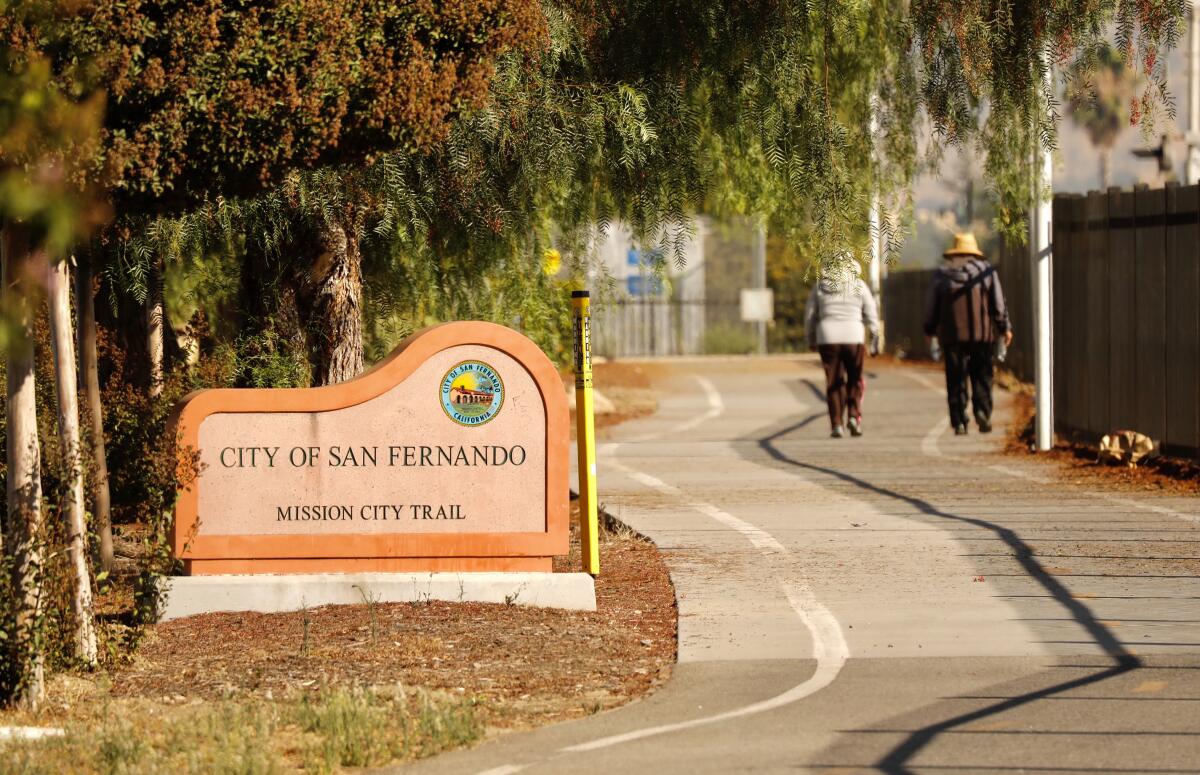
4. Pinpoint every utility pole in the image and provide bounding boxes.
[867,95,886,353]
[867,97,883,302]
[1188,0,1200,184]
[1032,57,1054,452]
[868,190,882,299]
